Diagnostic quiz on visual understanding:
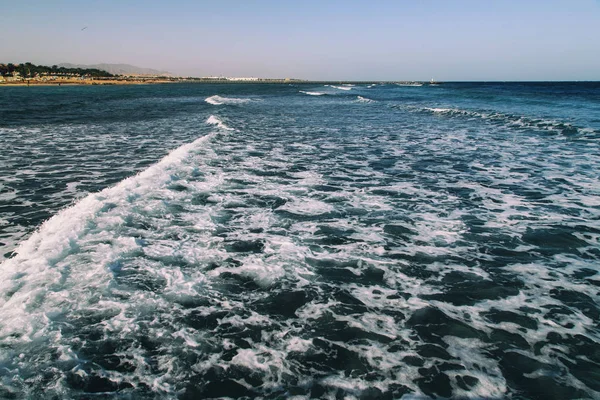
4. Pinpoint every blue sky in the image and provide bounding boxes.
[1,0,599,80]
